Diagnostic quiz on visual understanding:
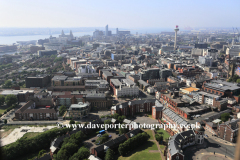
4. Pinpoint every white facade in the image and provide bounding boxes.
[78,64,96,73]
[116,86,139,97]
